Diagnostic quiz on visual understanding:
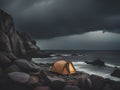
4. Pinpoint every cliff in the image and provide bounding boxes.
[0,9,40,68]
